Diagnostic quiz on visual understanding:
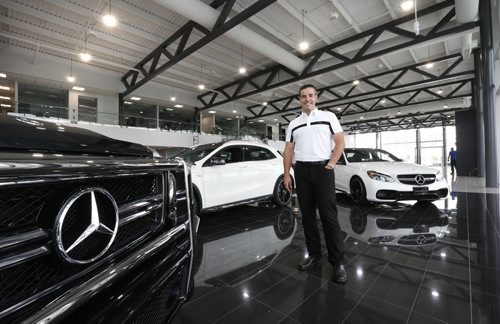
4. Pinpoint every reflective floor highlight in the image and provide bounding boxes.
[174,177,500,324]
